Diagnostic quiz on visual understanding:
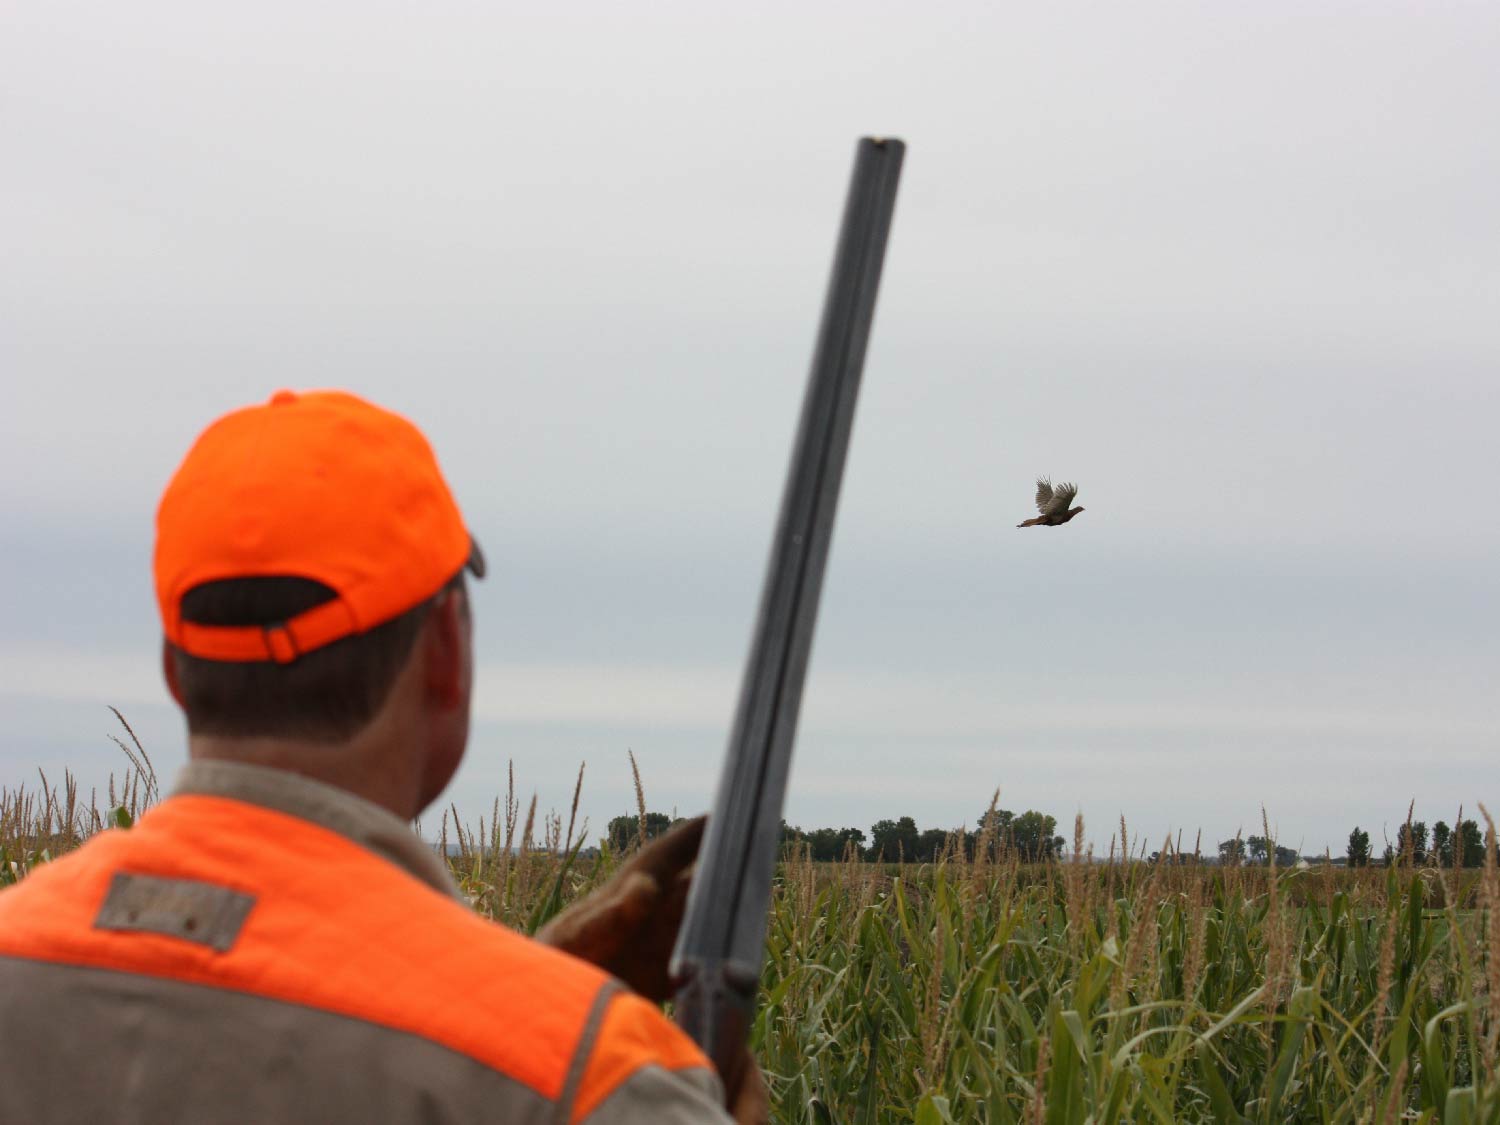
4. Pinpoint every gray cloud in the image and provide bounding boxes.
[3,1,1497,855]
